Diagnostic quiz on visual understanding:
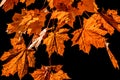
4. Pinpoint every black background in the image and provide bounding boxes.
[0,0,120,80]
